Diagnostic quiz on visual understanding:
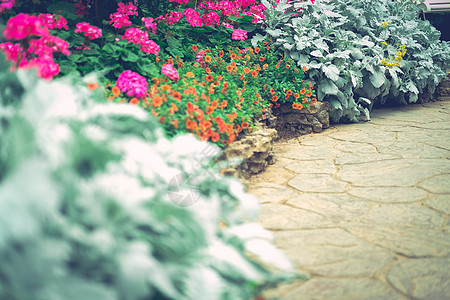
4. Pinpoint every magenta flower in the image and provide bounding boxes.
[140,39,160,55]
[184,9,202,27]
[222,22,234,29]
[163,11,183,25]
[117,2,138,16]
[122,27,148,44]
[0,0,15,13]
[161,64,179,82]
[117,70,148,98]
[232,29,248,41]
[24,57,60,81]
[202,11,220,27]
[141,17,157,34]
[29,35,71,57]
[0,42,21,62]
[109,12,132,29]
[3,13,49,40]
[38,13,69,30]
[74,22,102,40]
